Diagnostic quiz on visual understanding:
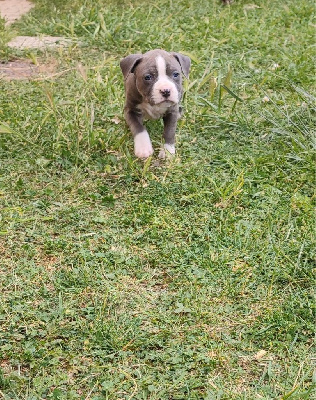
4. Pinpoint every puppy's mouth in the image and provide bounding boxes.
[157,99,175,104]
[151,99,177,106]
